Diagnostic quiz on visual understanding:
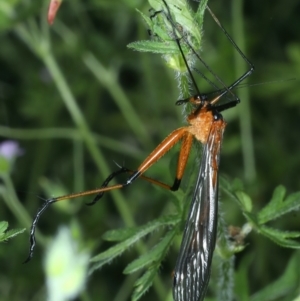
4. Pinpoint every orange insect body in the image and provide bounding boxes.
[187,106,216,144]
